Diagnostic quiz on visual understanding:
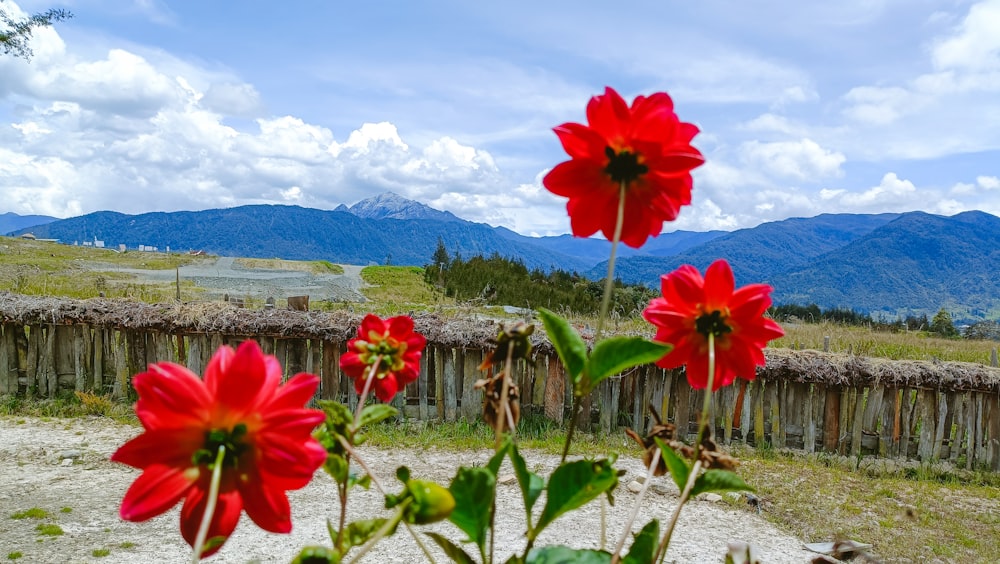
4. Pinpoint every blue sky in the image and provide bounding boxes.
[1,0,999,236]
